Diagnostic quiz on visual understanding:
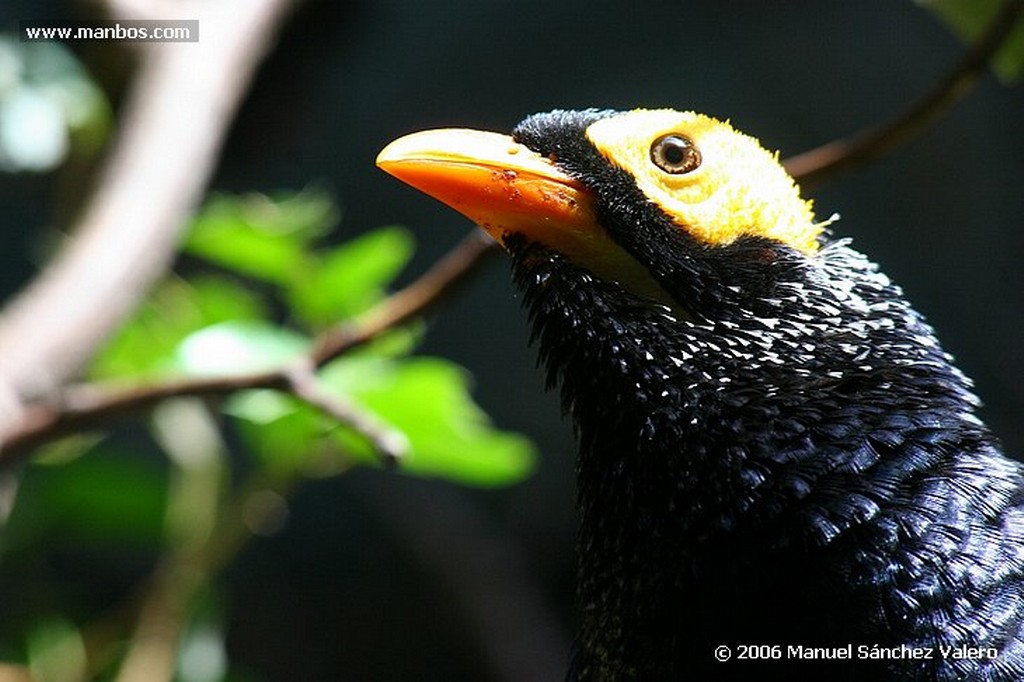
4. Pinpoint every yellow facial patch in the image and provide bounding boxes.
[585,109,821,254]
